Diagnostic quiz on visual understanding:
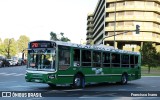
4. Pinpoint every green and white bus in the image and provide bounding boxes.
[25,40,141,88]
